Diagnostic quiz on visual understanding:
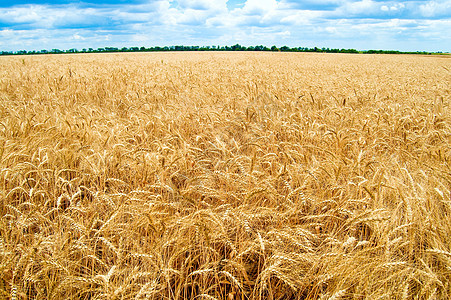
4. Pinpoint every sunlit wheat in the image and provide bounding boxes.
[0,52,450,299]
